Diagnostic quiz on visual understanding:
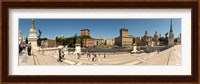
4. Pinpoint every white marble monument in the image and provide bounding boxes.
[28,19,37,50]
[131,43,137,54]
